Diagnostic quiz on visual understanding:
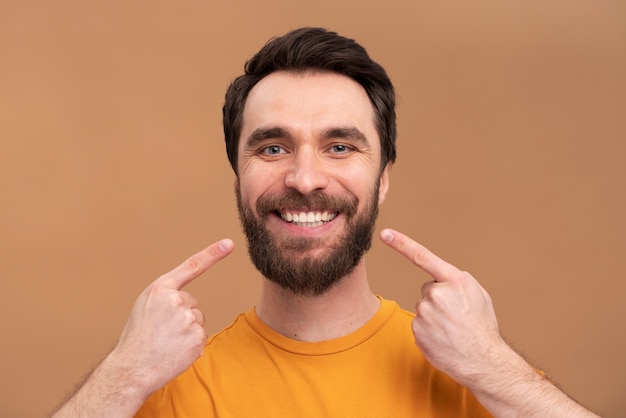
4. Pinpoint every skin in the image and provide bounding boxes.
[380,229,598,416]
[50,240,235,417]
[51,71,598,418]
[235,71,597,416]
[236,71,388,341]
